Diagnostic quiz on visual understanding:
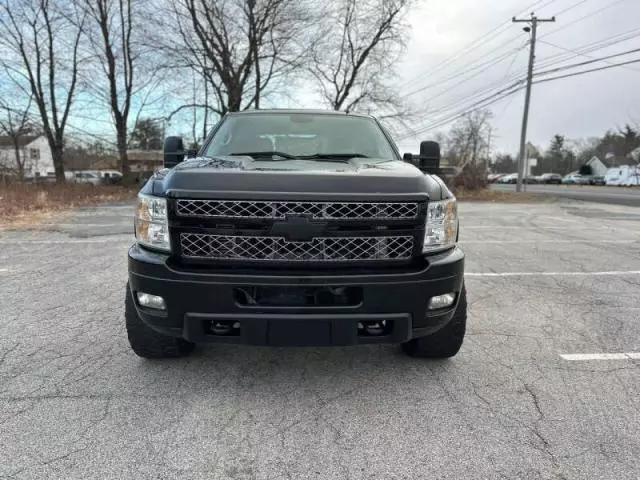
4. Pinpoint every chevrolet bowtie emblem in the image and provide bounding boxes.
[270,214,327,242]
